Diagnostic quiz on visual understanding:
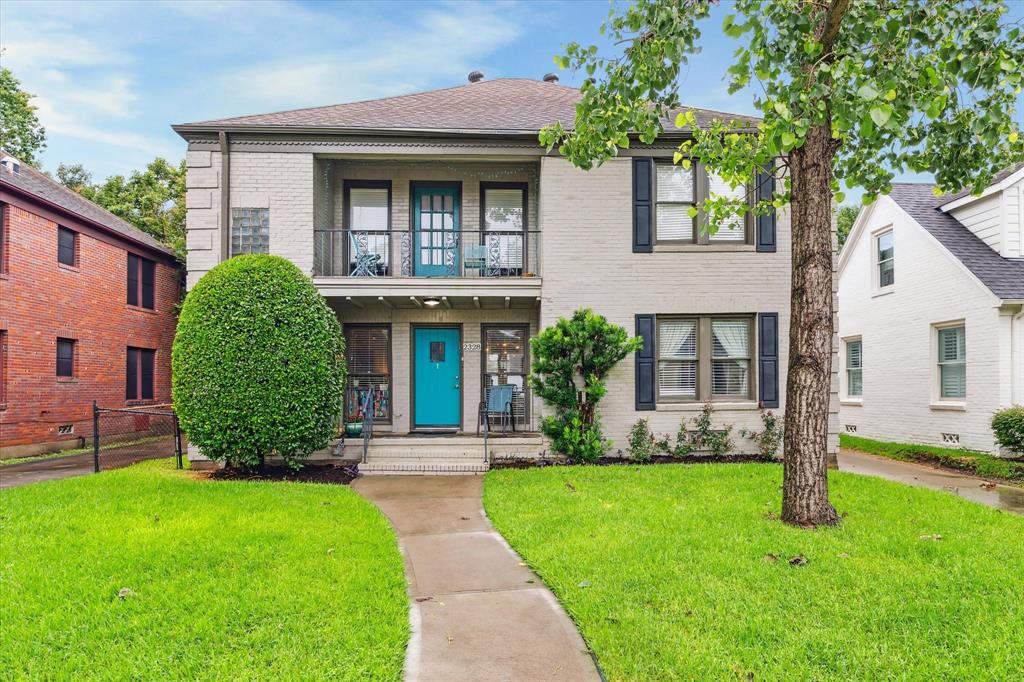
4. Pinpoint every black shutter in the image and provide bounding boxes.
[141,258,155,309]
[632,158,653,253]
[635,314,656,410]
[127,254,139,306]
[126,348,138,400]
[140,349,154,399]
[755,167,776,253]
[758,313,779,408]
